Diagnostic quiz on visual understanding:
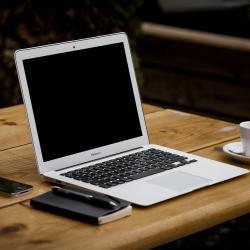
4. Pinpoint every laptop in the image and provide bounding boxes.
[15,32,248,206]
